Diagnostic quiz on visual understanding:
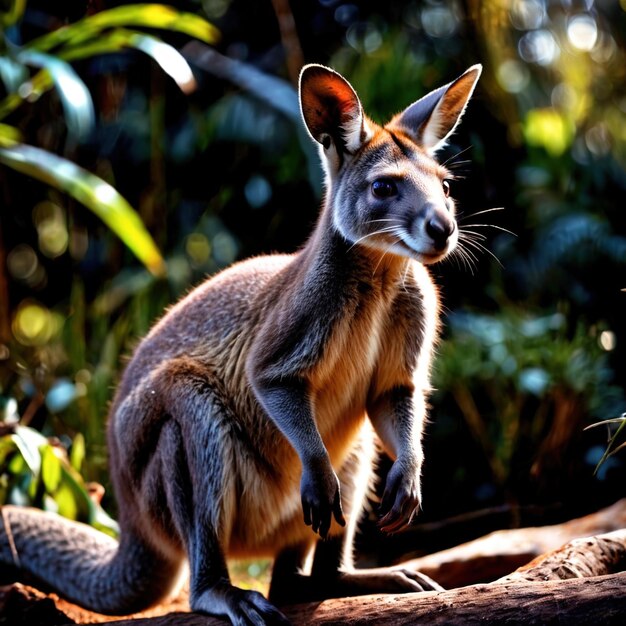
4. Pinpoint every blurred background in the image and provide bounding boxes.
[0,0,625,572]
